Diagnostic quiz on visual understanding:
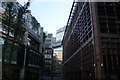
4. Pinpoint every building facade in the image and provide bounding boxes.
[63,1,120,80]
[52,26,65,77]
[1,2,44,80]
[44,33,53,77]
[0,0,5,79]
